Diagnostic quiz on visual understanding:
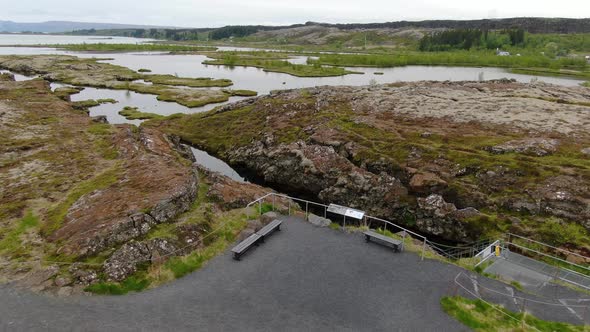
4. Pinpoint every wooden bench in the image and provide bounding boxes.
[257,219,282,242]
[364,230,403,252]
[231,233,262,260]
